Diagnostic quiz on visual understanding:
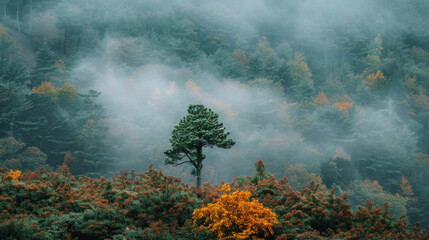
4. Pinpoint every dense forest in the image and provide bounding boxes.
[1,0,429,238]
